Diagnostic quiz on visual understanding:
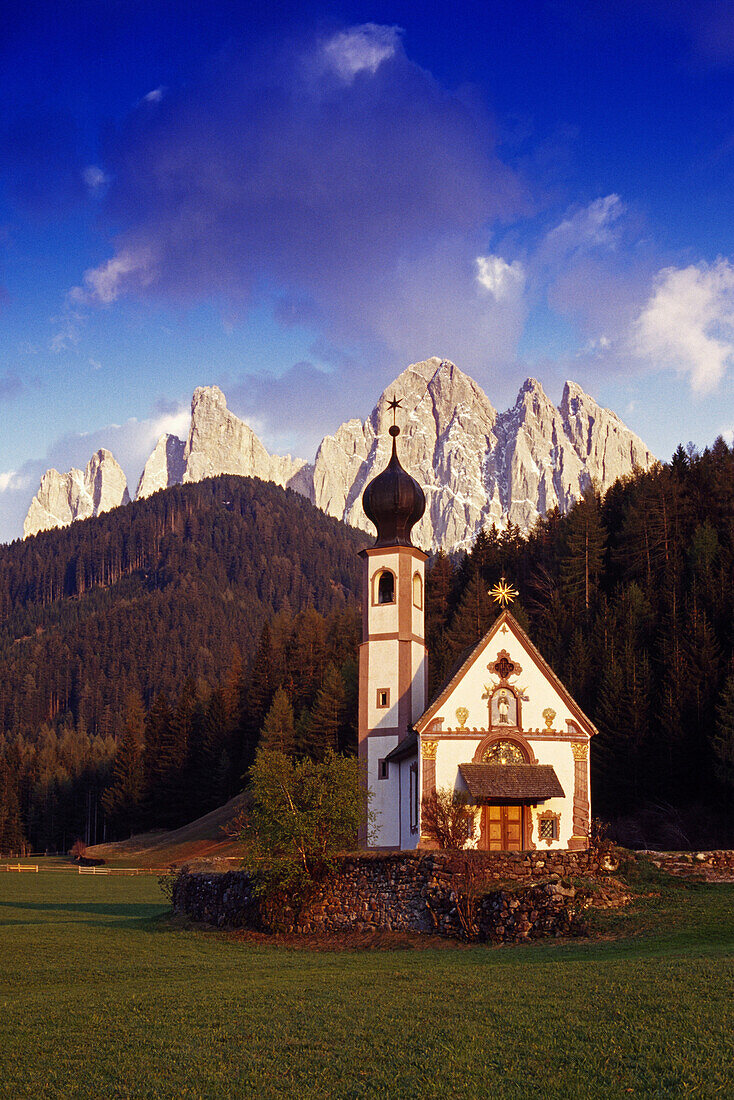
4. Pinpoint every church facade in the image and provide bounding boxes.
[358,420,594,852]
